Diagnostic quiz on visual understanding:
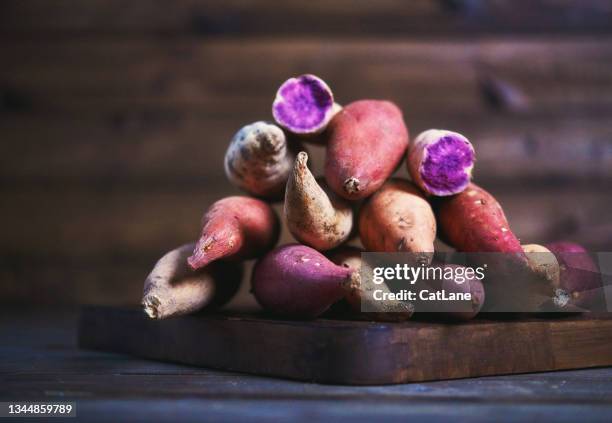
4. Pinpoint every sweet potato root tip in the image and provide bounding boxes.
[252,244,353,318]
[285,151,353,251]
[142,244,243,319]
[325,100,409,200]
[408,129,475,196]
[329,247,414,321]
[359,178,436,261]
[188,196,279,270]
[272,74,335,135]
[224,121,296,200]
